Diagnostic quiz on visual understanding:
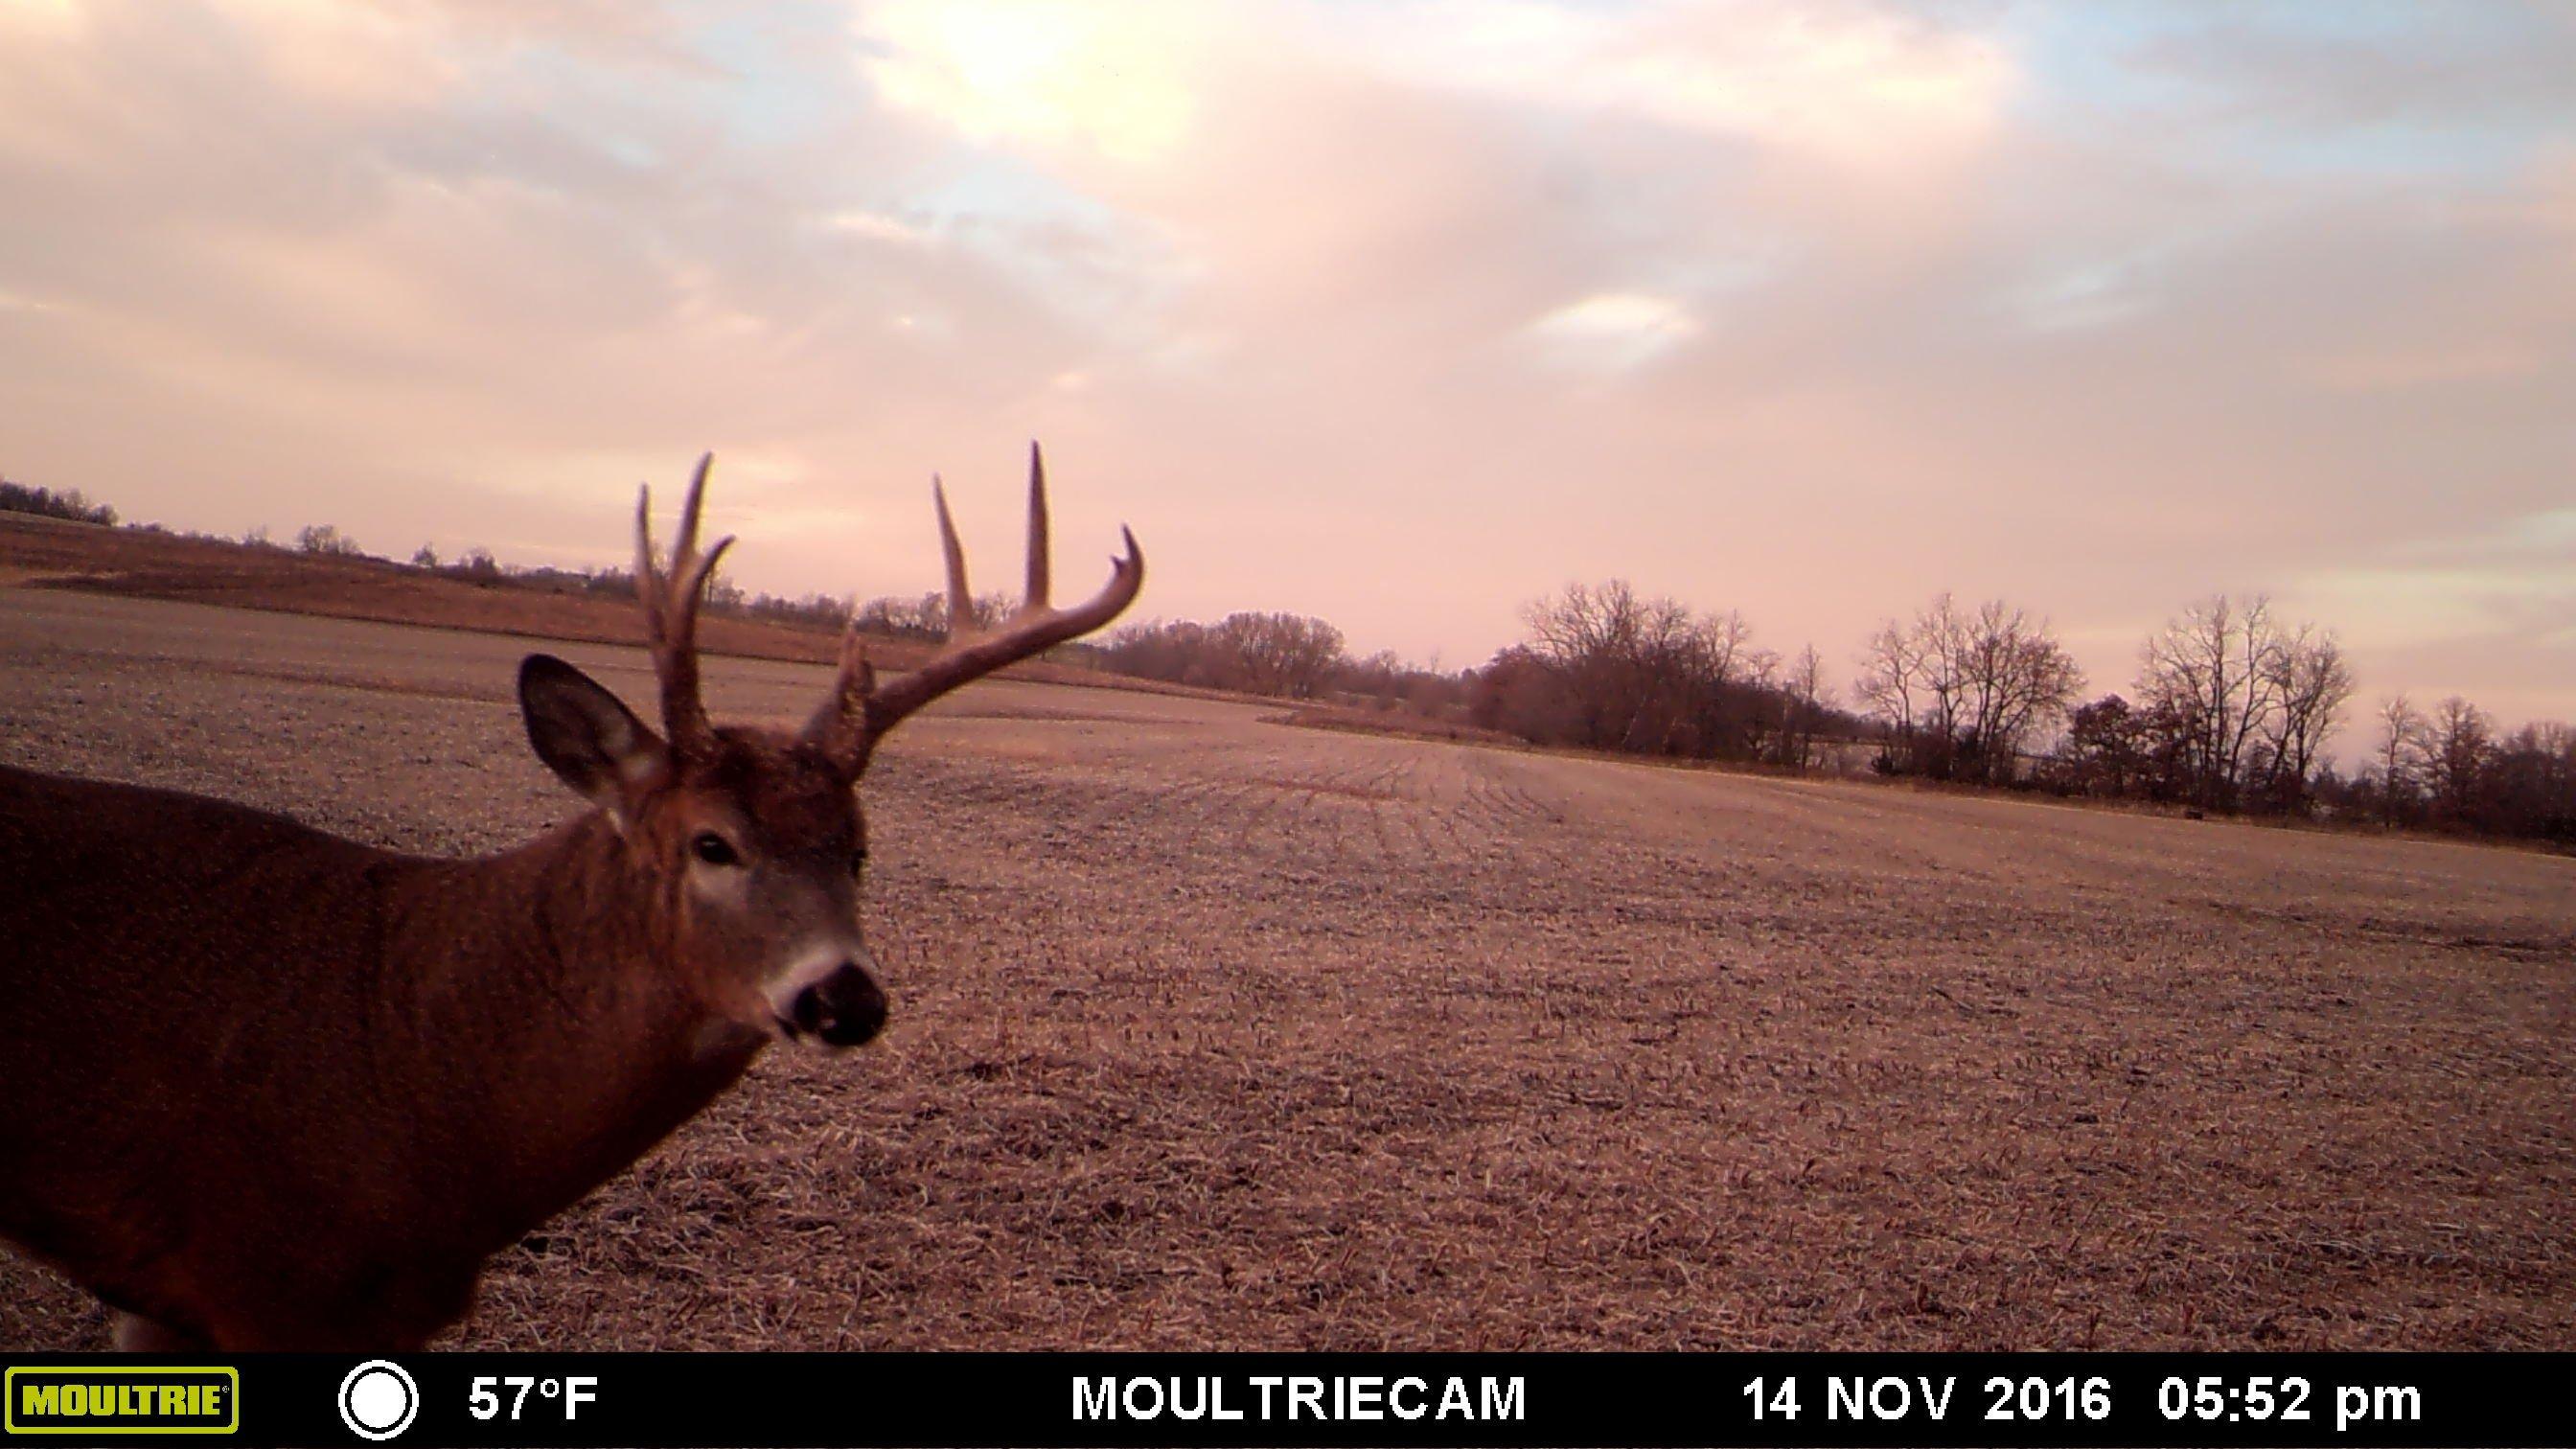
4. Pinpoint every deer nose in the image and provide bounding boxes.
[792,961,887,1047]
